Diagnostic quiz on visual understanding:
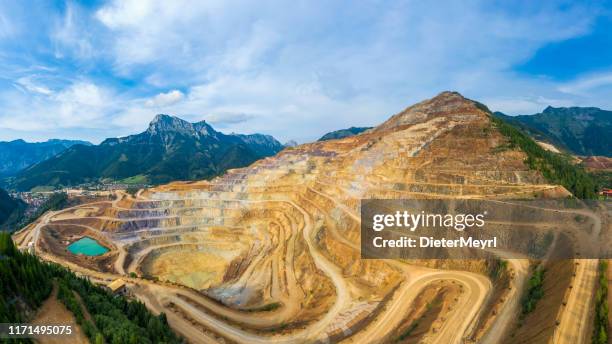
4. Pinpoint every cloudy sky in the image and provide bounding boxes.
[1,0,611,144]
